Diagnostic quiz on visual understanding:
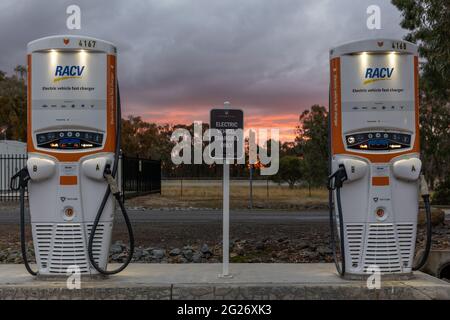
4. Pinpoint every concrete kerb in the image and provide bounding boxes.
[0,263,449,300]
[420,249,450,279]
